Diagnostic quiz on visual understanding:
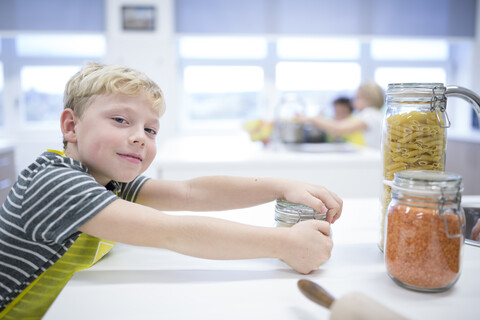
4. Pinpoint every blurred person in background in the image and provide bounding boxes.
[325,97,363,145]
[297,82,385,149]
[332,97,353,121]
